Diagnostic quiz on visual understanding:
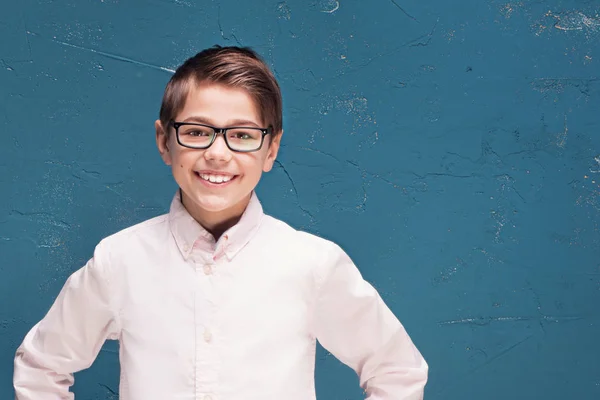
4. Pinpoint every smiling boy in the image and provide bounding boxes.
[14,46,428,399]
